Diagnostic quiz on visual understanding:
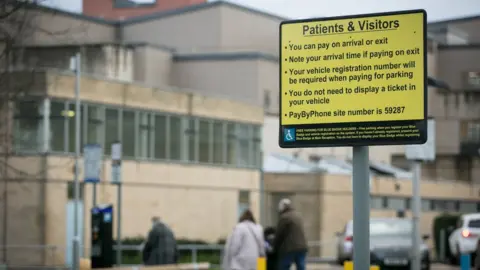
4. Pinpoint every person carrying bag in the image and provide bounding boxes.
[222,209,266,270]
